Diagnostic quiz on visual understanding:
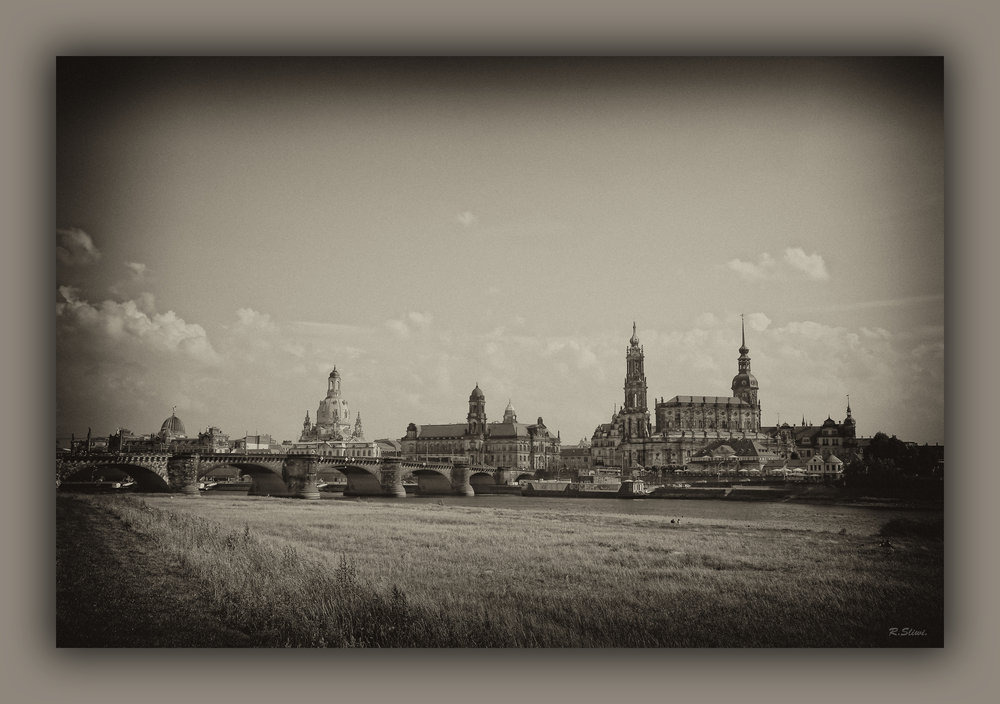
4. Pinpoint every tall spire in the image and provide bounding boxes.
[737,316,751,372]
